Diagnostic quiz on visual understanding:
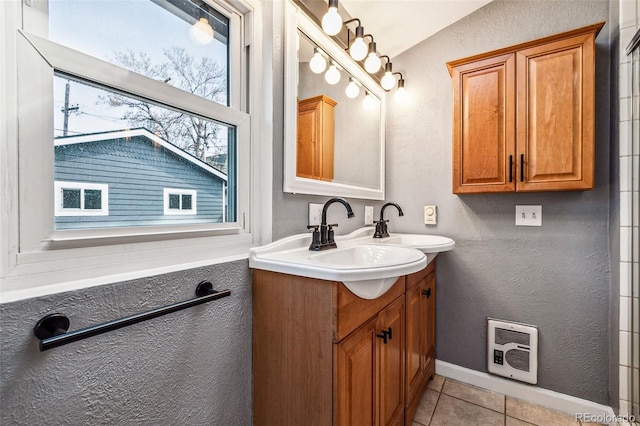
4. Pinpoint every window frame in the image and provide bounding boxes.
[164,188,198,215]
[0,0,271,301]
[55,181,109,216]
